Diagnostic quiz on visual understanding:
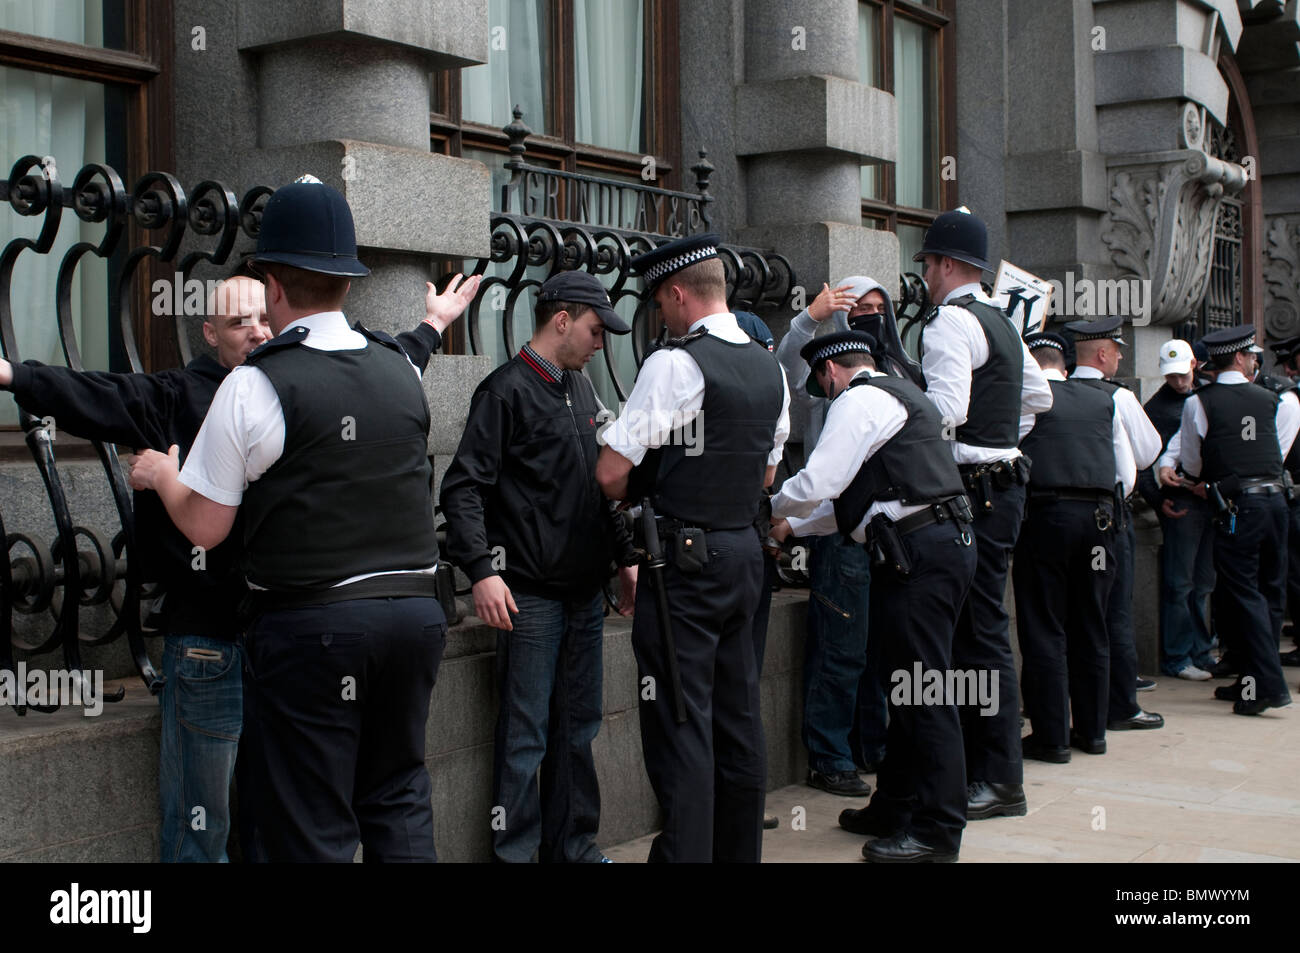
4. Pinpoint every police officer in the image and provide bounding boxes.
[130,178,450,860]
[1065,317,1165,731]
[1261,335,1300,667]
[913,208,1054,821]
[1015,332,1125,760]
[1159,324,1298,714]
[768,330,976,862]
[595,233,789,863]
